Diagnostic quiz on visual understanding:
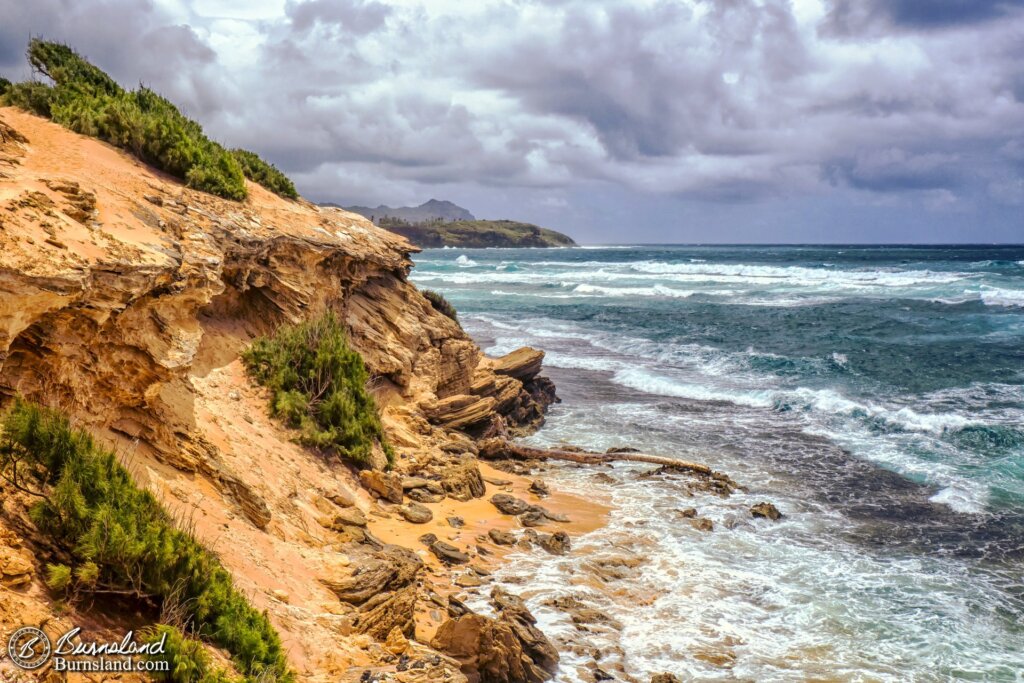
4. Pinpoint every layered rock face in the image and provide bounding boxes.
[0,107,551,460]
[0,108,561,680]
